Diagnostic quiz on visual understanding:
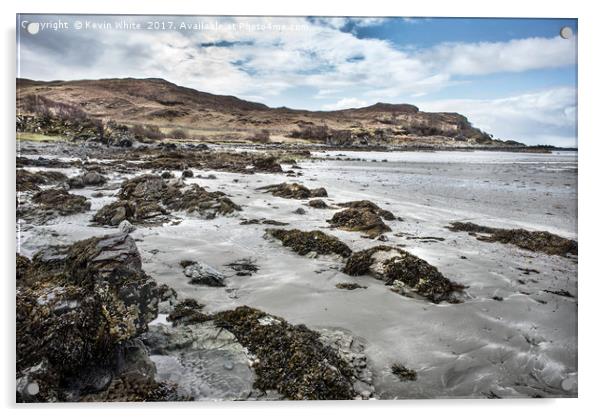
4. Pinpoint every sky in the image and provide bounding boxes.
[17,15,578,147]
